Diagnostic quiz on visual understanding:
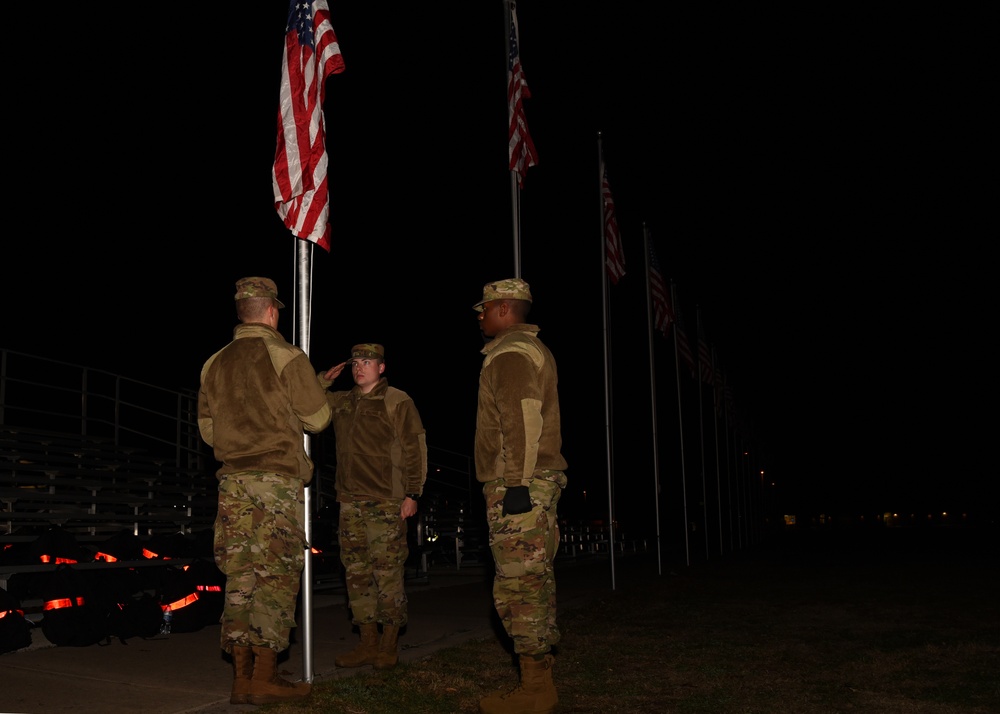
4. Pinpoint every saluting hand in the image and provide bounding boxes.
[324,361,349,381]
